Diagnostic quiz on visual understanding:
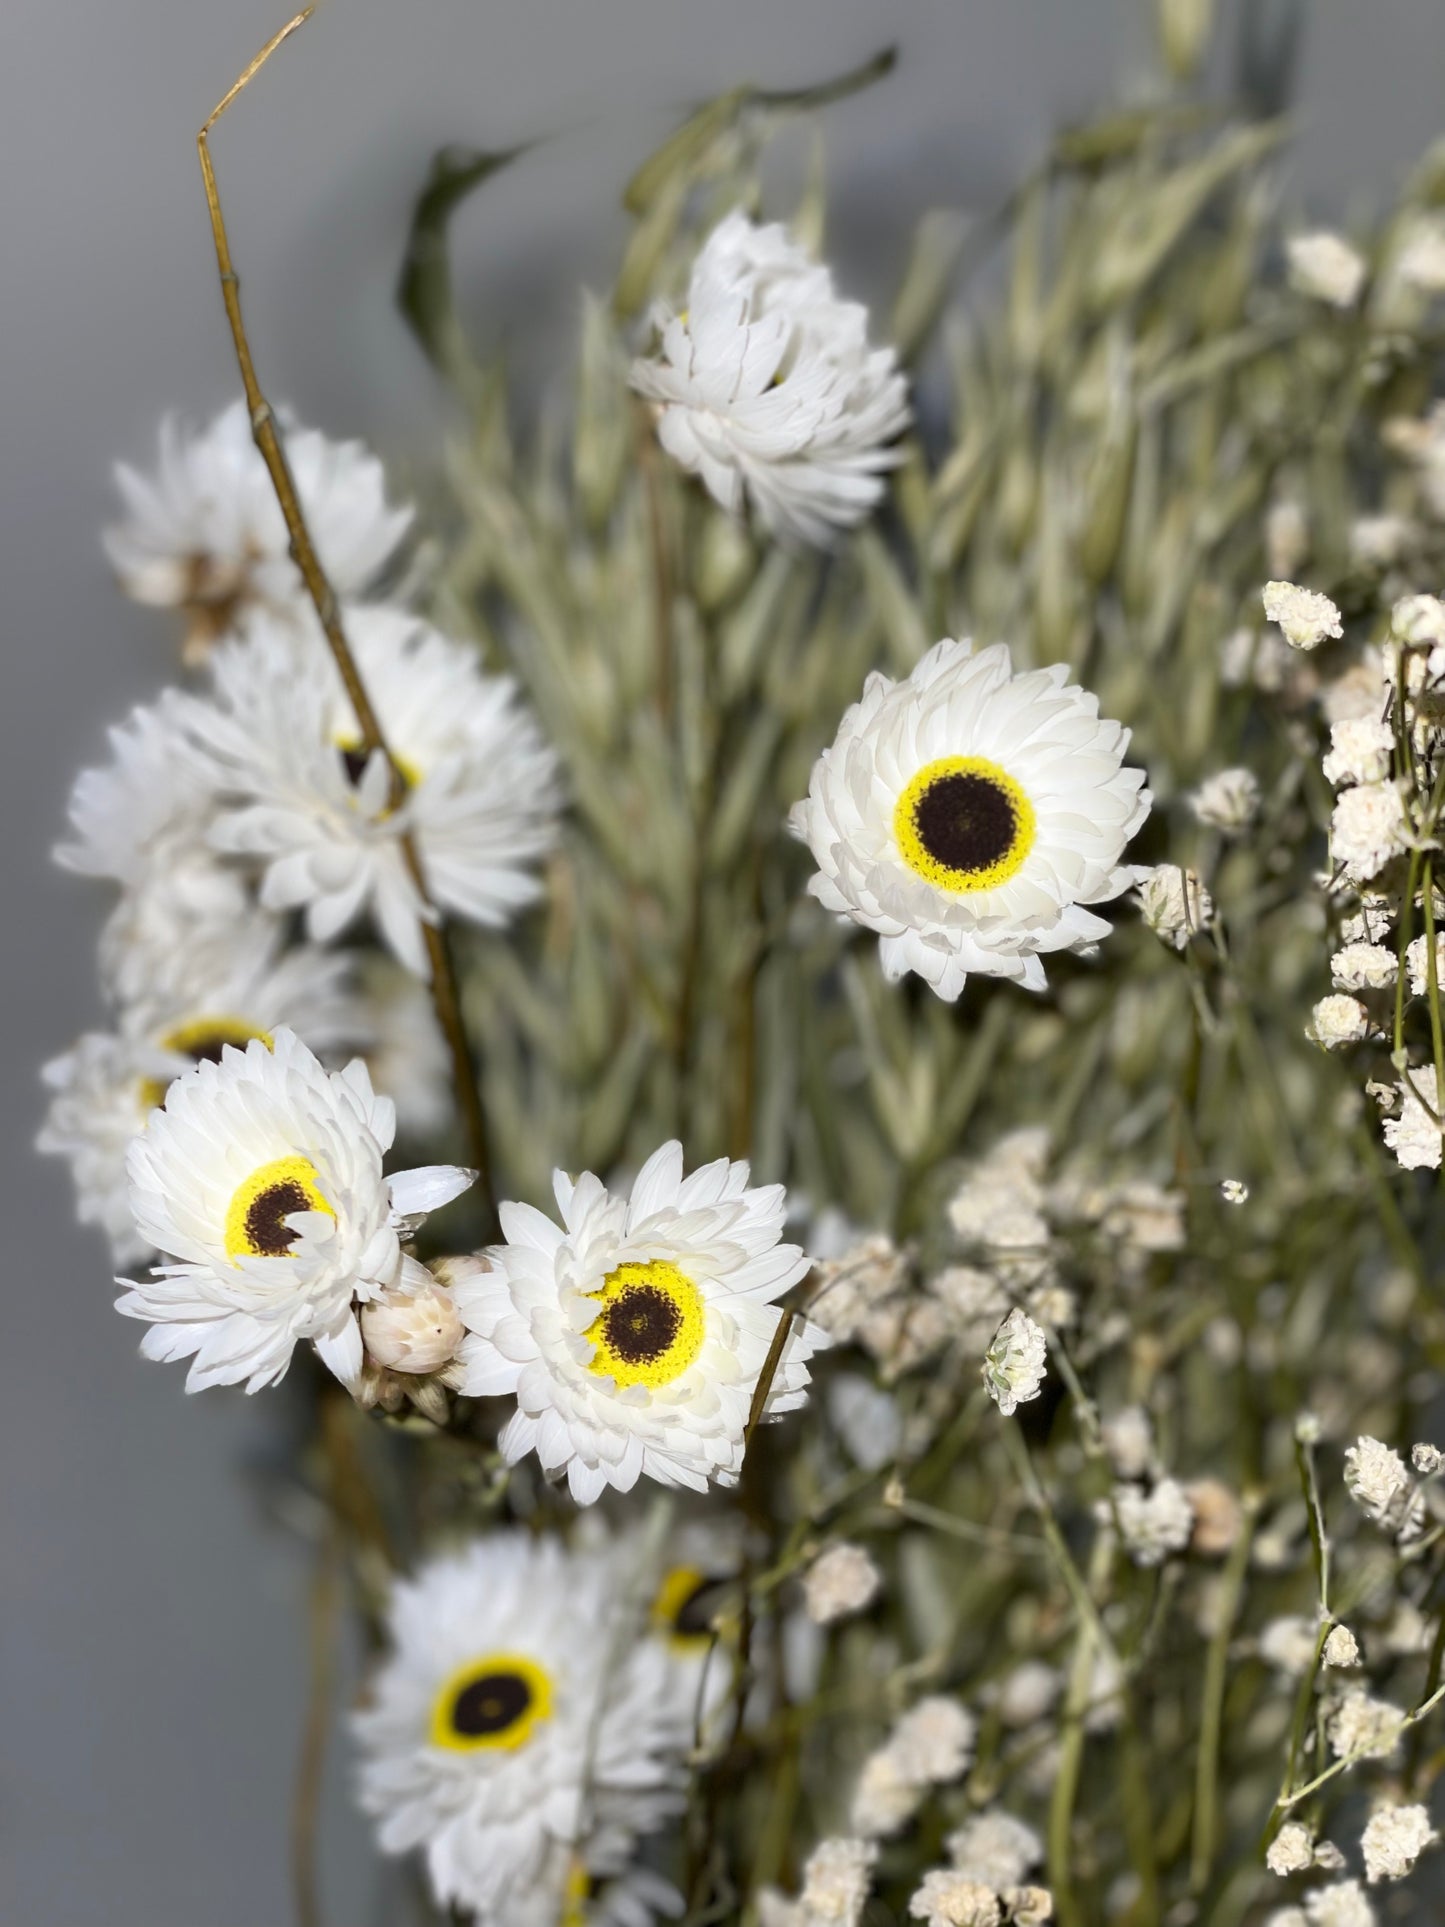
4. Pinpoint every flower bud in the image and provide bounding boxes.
[361,1275,464,1376]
